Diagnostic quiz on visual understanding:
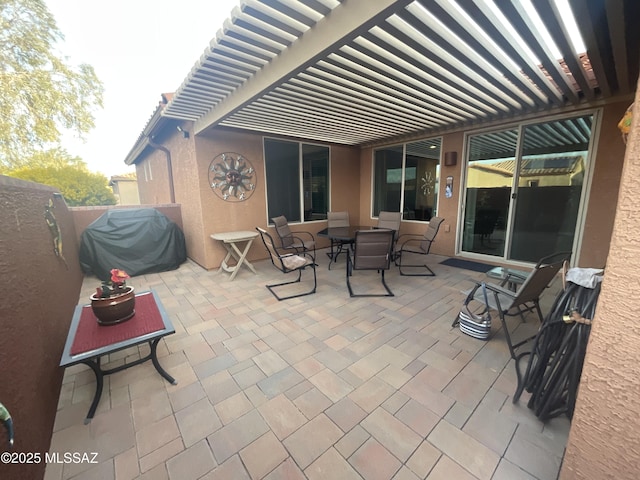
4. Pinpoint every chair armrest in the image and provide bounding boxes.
[295,231,316,241]
[397,234,423,249]
[482,282,517,299]
[505,271,527,282]
[497,271,527,289]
